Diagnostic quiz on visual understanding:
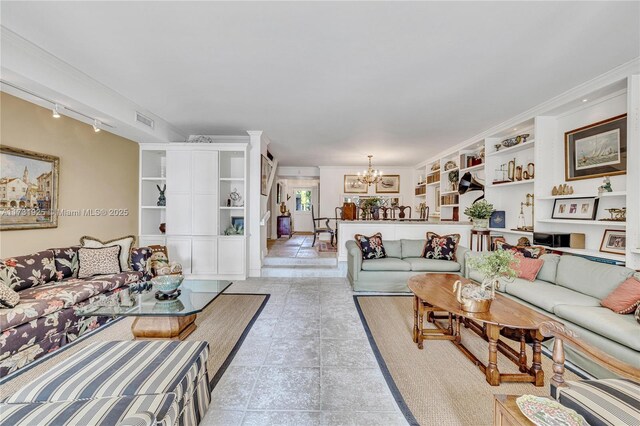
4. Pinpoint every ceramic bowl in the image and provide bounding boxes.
[151,274,184,295]
[152,299,185,313]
